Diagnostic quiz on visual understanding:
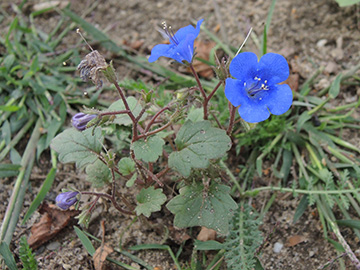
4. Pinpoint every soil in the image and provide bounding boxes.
[1,0,360,269]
